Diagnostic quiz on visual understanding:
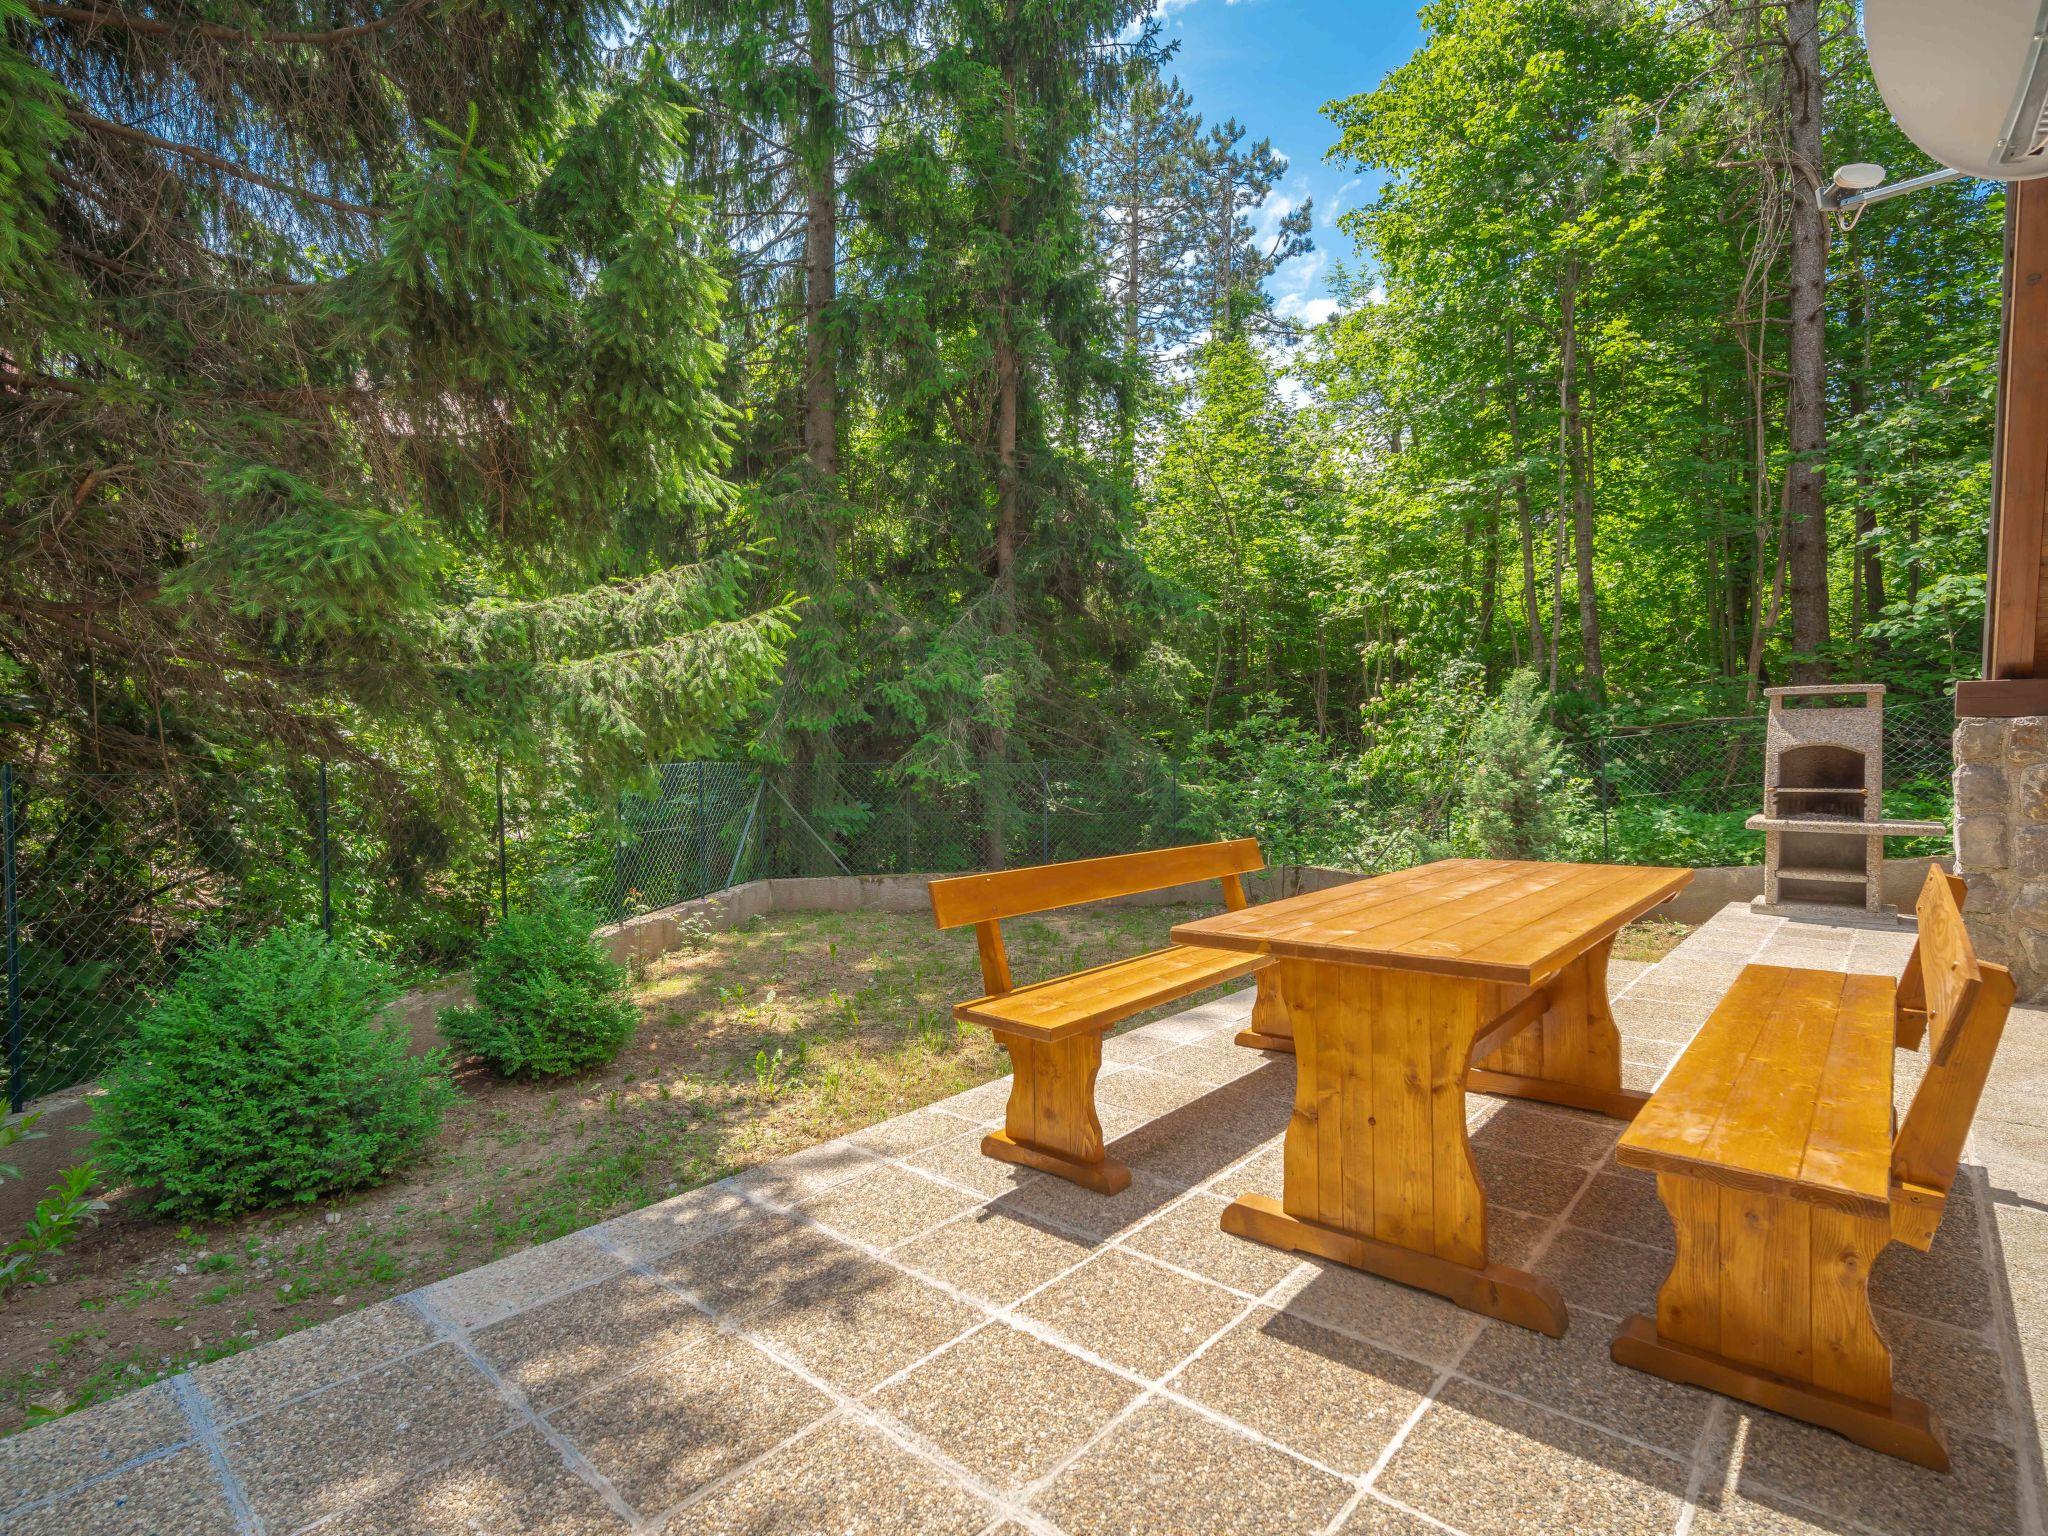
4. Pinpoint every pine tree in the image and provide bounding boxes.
[1,1,790,775]
[1194,118,1312,332]
[843,0,1151,860]
[1084,63,1208,360]
[655,0,920,767]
